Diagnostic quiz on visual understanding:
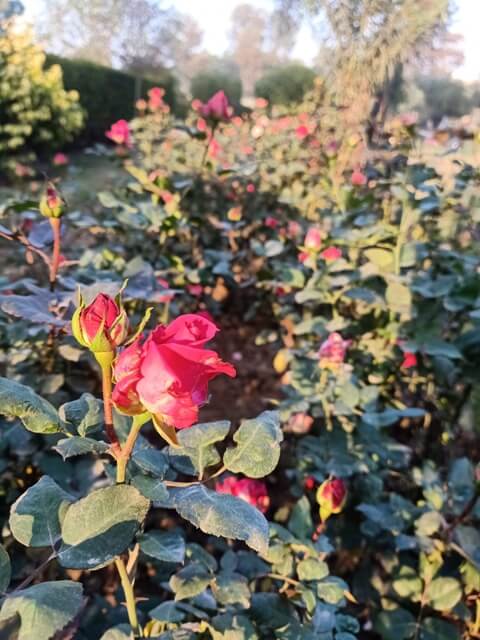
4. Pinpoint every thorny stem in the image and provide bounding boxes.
[114,556,143,638]
[49,218,61,292]
[100,360,122,458]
